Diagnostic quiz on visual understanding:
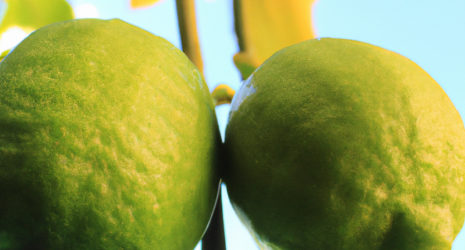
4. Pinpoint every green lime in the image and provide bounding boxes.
[0,18,221,250]
[225,38,465,250]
